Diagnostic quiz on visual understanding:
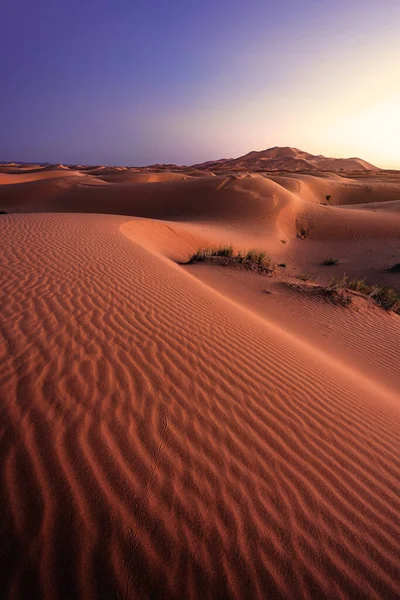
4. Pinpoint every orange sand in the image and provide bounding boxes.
[0,159,399,599]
